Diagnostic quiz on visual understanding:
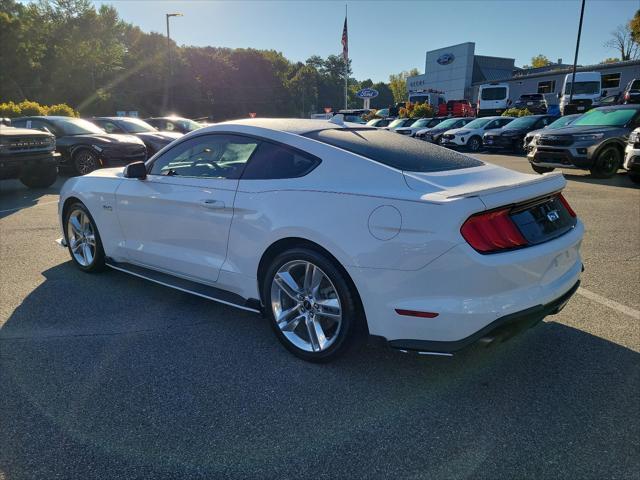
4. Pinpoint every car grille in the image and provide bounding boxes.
[537,135,573,147]
[5,136,53,152]
[442,134,455,140]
